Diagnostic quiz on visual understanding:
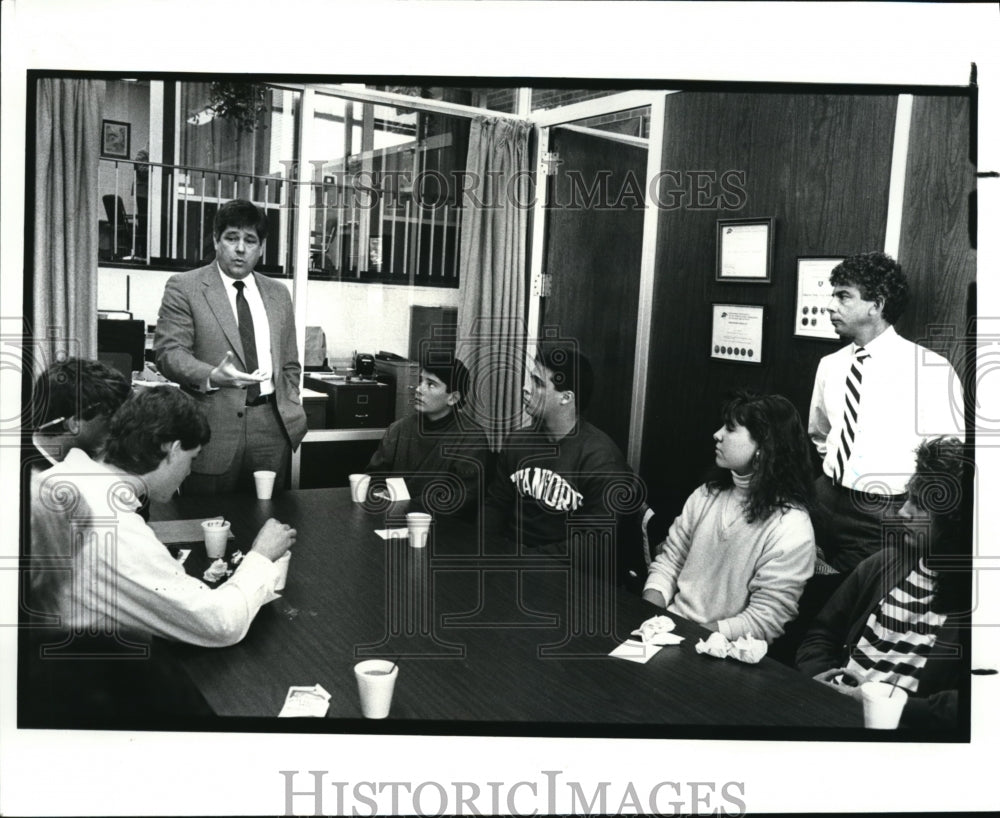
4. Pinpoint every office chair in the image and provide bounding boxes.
[102,195,135,259]
[304,326,329,371]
